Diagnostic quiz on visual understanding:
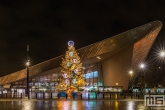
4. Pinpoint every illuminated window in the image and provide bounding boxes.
[83,71,98,79]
